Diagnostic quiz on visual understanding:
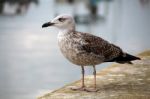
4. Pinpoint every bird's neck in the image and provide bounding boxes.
[58,26,75,35]
[58,27,75,42]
